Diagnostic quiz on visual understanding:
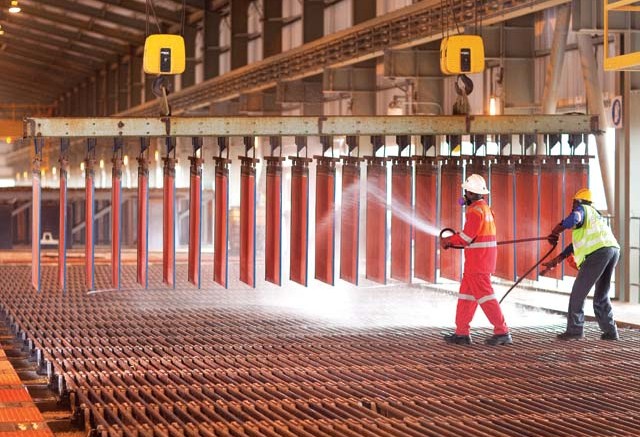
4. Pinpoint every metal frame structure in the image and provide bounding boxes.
[23,113,599,293]
[604,0,640,71]
[24,115,598,138]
